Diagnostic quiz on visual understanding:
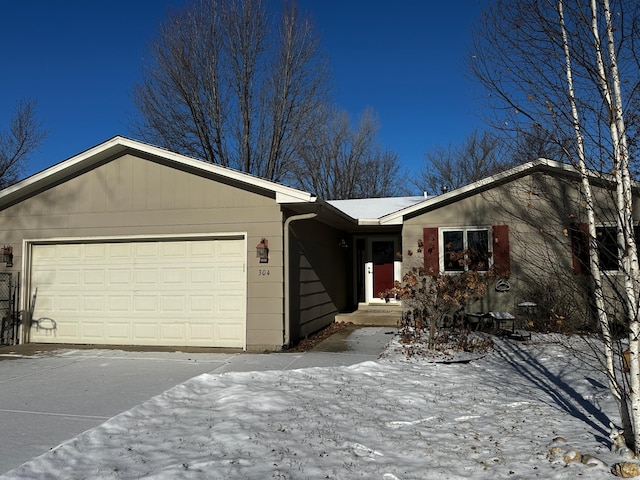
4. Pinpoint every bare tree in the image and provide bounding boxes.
[471,0,640,173]
[414,130,513,195]
[509,123,573,164]
[0,100,47,189]
[417,125,573,197]
[291,106,401,199]
[472,0,640,450]
[133,0,329,182]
